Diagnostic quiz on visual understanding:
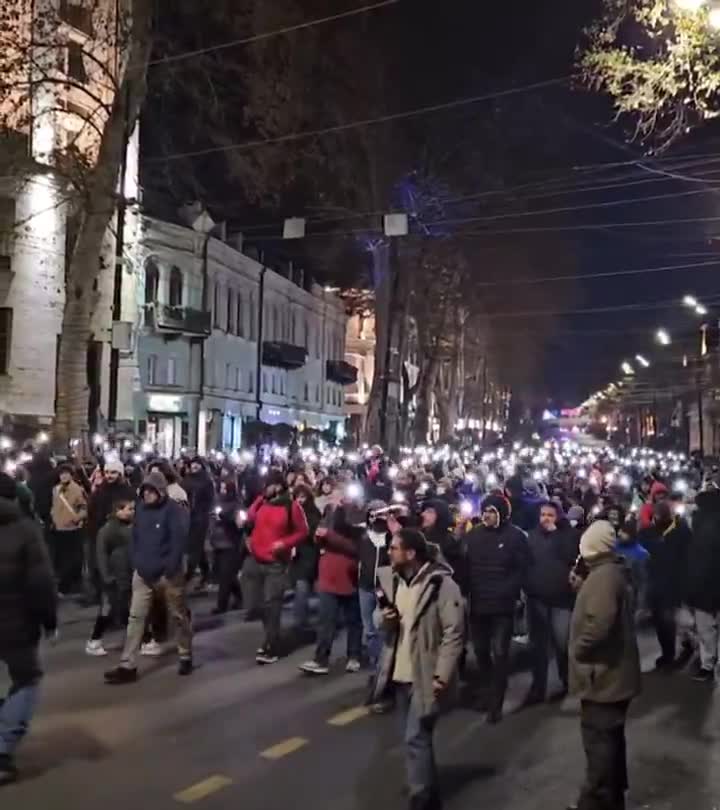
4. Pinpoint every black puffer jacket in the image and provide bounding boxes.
[639,517,692,607]
[184,468,216,528]
[423,500,468,595]
[525,523,579,608]
[0,498,57,652]
[465,521,530,616]
[686,490,720,612]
